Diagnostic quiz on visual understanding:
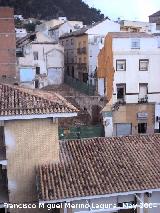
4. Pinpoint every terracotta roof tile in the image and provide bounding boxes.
[0,83,78,117]
[37,135,160,201]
